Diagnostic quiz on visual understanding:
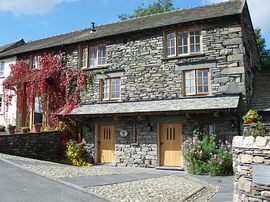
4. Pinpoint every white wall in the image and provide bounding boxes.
[0,56,17,127]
